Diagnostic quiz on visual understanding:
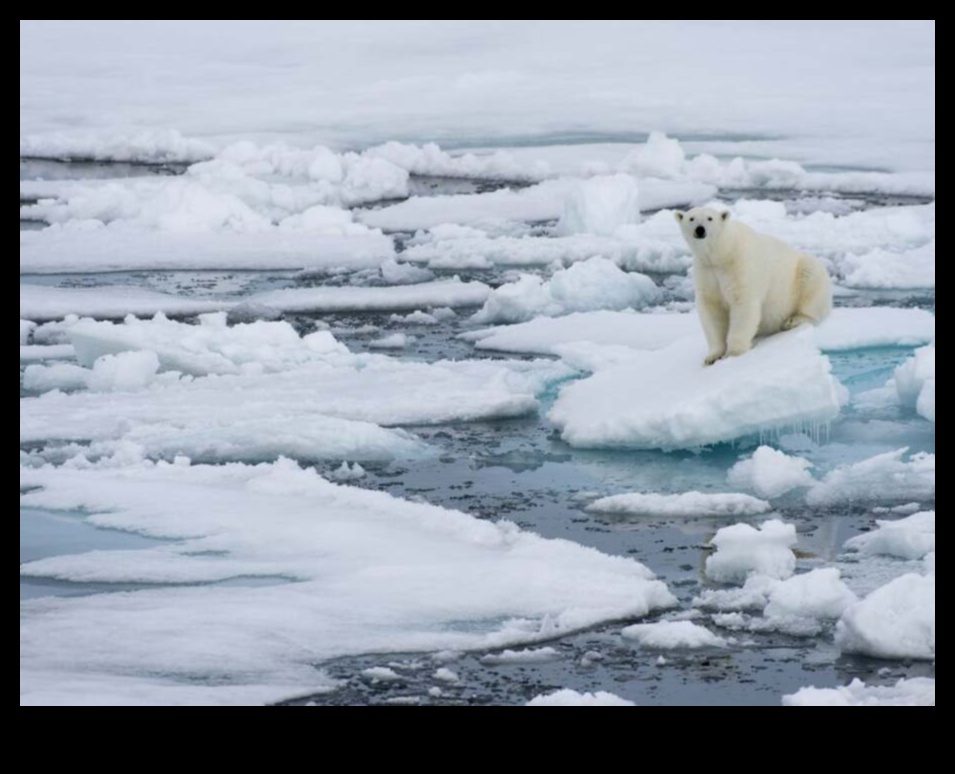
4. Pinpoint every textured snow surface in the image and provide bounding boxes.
[621,621,727,650]
[526,690,636,707]
[705,520,798,584]
[19,460,677,706]
[728,447,815,499]
[587,492,771,518]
